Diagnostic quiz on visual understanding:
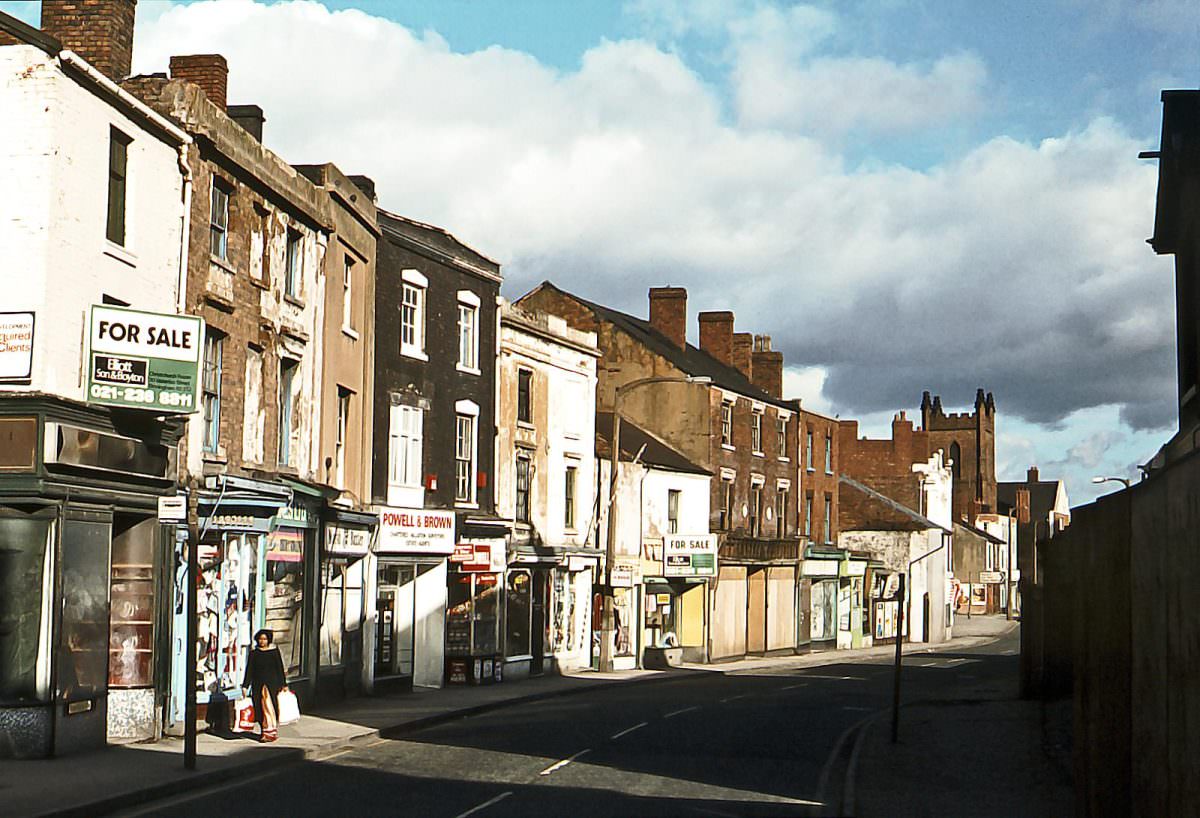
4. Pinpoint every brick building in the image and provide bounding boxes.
[920,389,997,522]
[370,209,506,689]
[517,283,801,660]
